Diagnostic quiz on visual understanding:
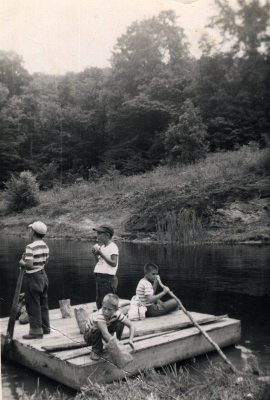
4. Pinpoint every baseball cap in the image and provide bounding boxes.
[93,224,114,237]
[28,221,47,235]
